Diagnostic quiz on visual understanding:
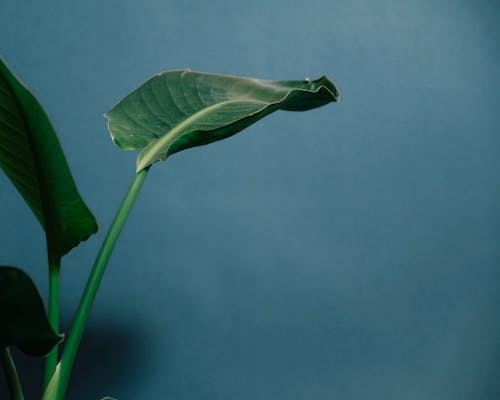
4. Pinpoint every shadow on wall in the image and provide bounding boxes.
[0,320,151,399]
